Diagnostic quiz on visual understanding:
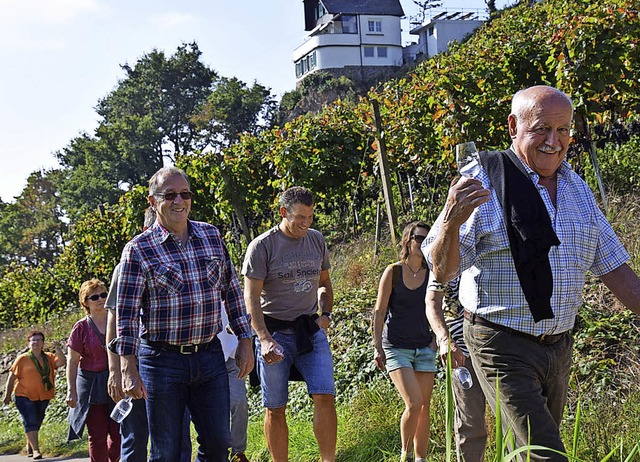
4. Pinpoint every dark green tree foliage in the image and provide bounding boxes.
[185,76,276,246]
[55,42,217,219]
[55,134,125,219]
[193,76,276,151]
[0,171,67,267]
[0,186,148,328]
[3,0,640,328]
[96,42,217,159]
[0,200,20,269]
